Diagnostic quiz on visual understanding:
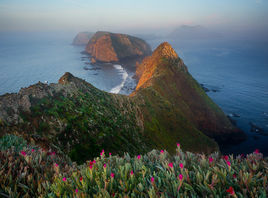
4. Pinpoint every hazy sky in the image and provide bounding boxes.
[0,0,268,34]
